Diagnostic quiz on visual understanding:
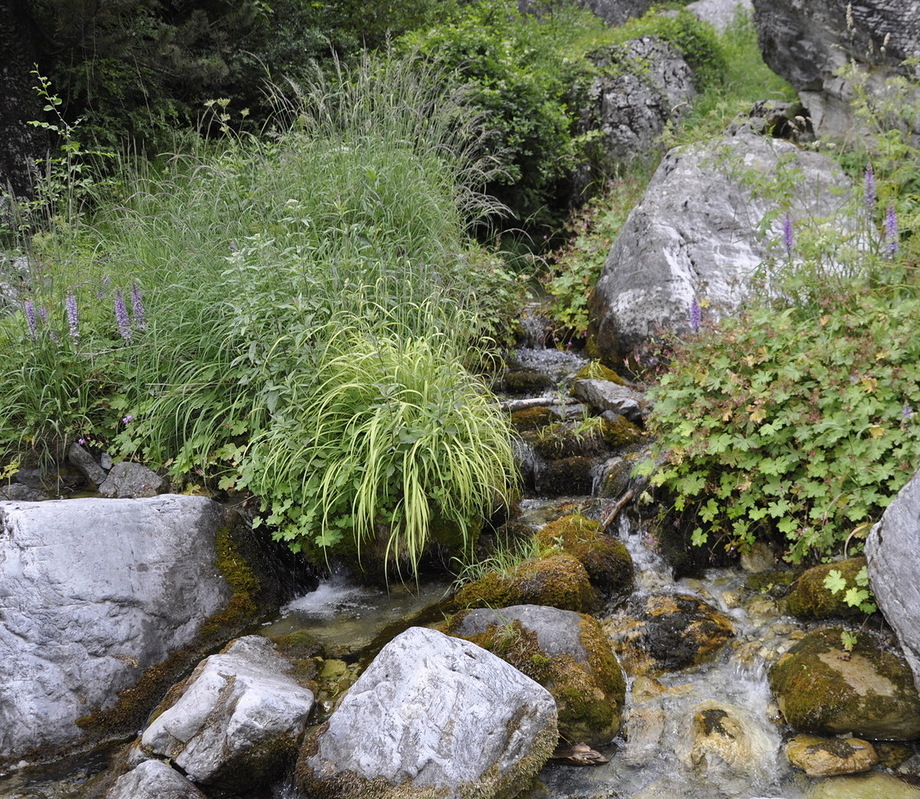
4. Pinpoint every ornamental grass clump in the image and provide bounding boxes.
[242,330,519,580]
